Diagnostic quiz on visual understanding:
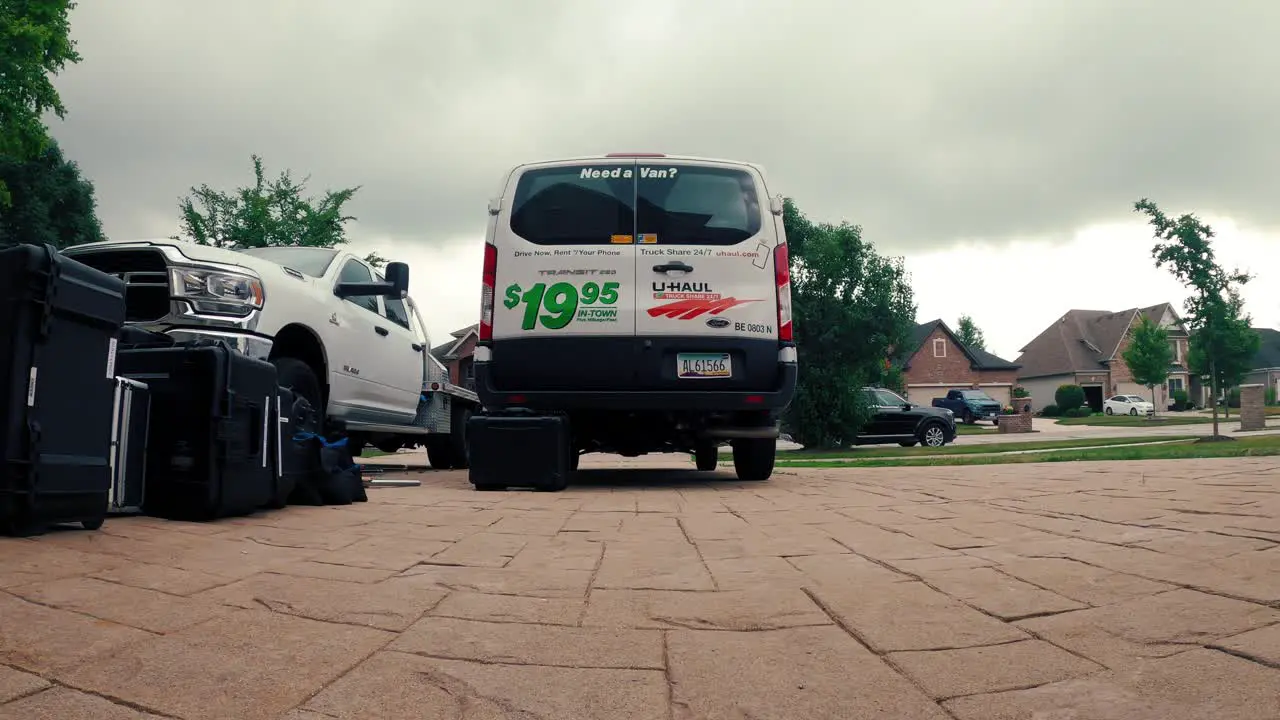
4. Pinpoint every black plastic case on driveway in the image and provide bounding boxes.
[467,413,571,492]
